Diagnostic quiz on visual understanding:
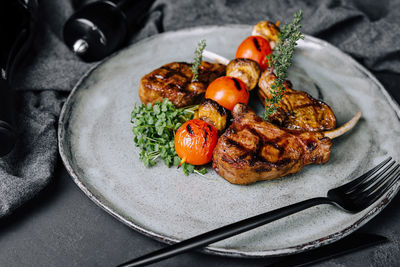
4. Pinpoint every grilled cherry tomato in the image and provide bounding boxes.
[175,119,218,165]
[205,76,249,111]
[235,36,272,70]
